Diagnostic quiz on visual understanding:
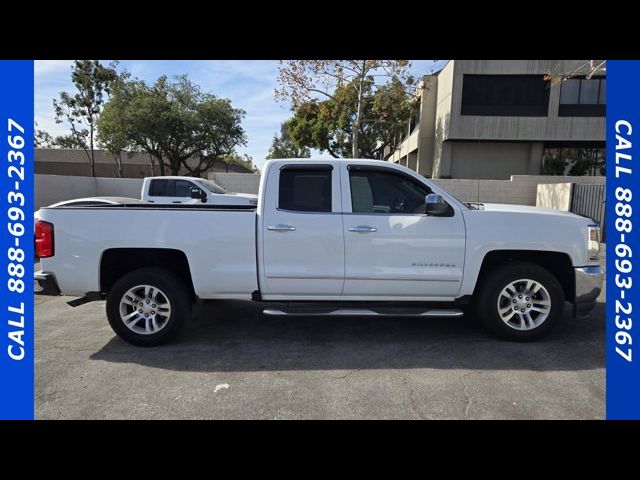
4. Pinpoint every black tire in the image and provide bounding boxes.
[106,267,192,346]
[475,261,564,341]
